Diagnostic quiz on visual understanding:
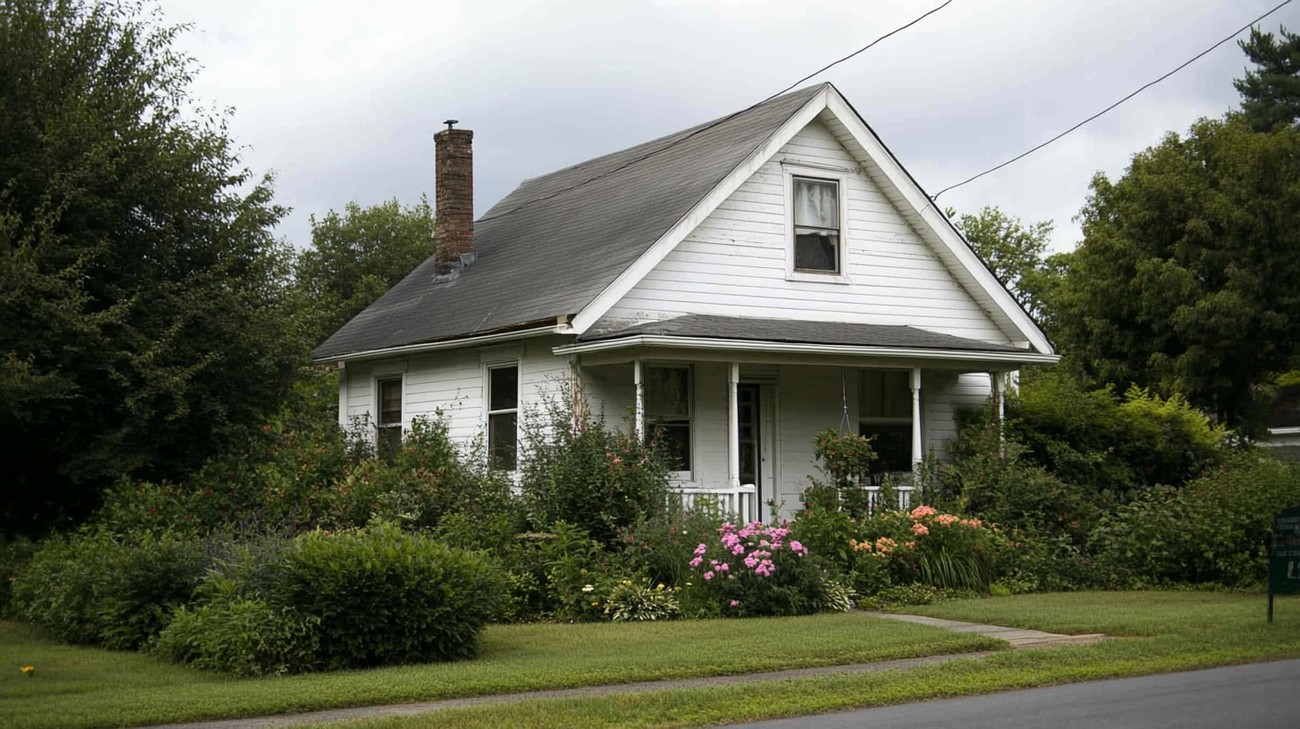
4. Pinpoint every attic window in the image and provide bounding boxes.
[792,177,840,273]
